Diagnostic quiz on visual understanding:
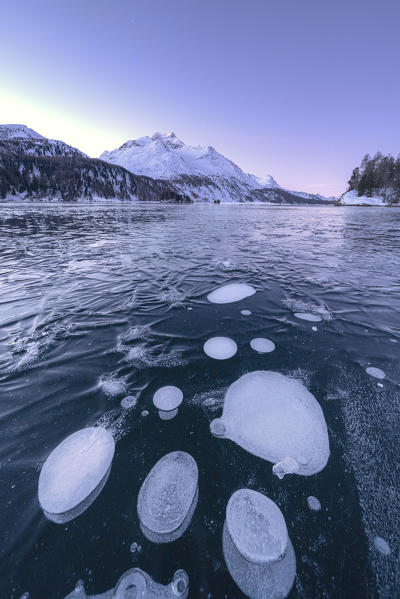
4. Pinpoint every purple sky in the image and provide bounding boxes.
[2,0,399,196]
